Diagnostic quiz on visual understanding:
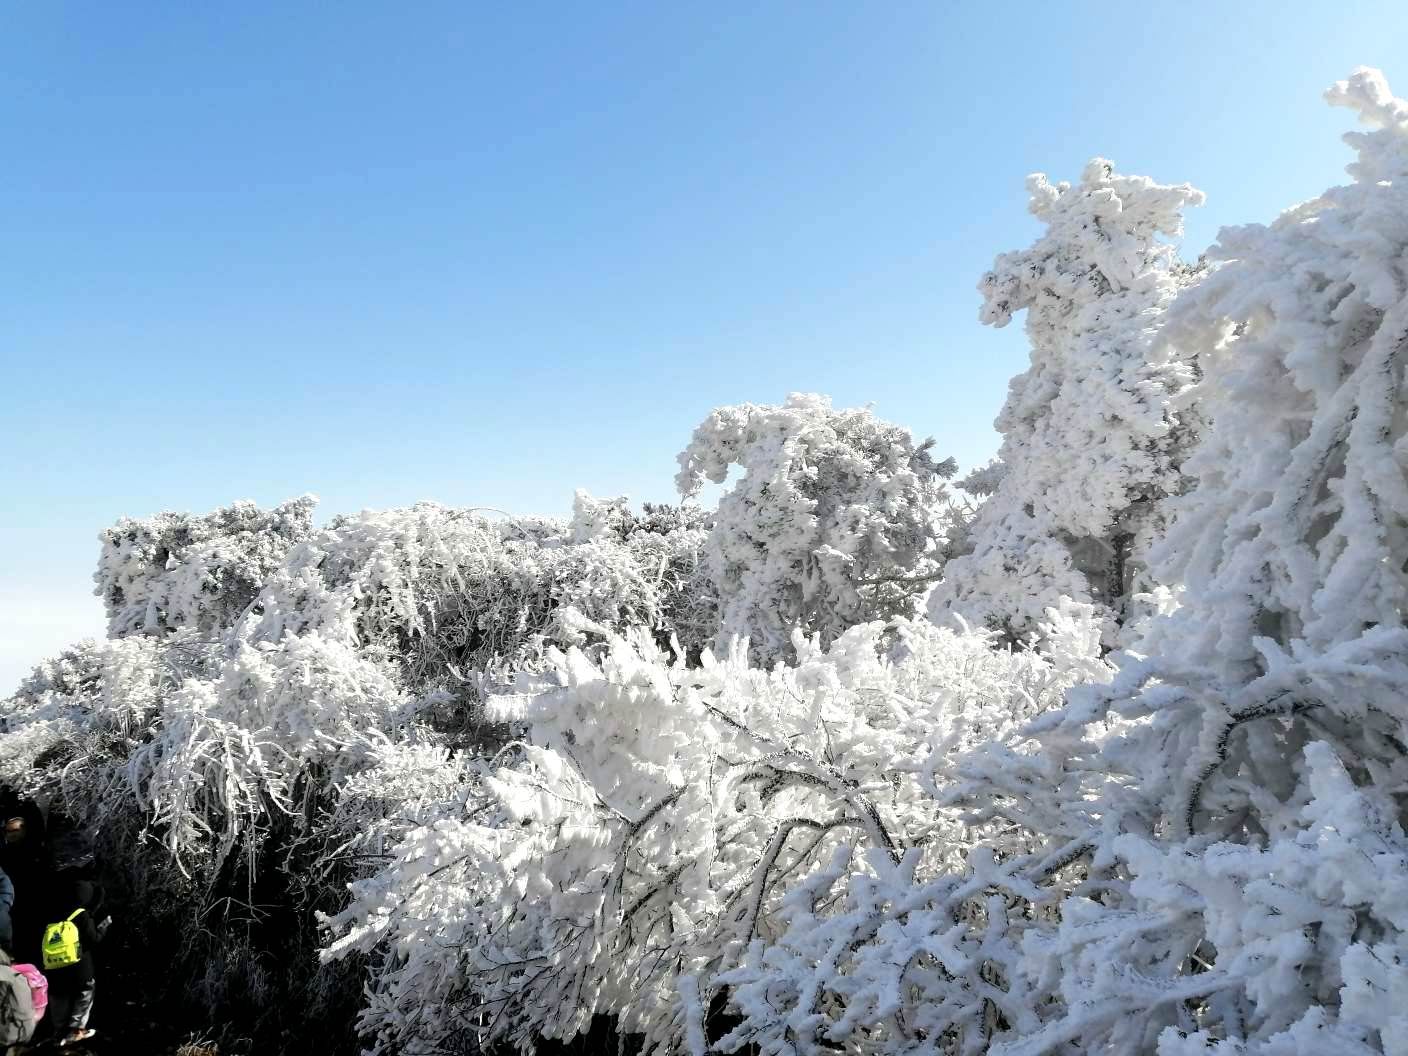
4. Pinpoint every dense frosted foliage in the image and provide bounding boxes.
[678,393,956,663]
[929,161,1204,647]
[1042,67,1408,1054]
[2,494,718,1049]
[250,500,714,698]
[324,611,1107,1055]
[4,66,1408,1056]
[97,495,317,637]
[1148,67,1408,676]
